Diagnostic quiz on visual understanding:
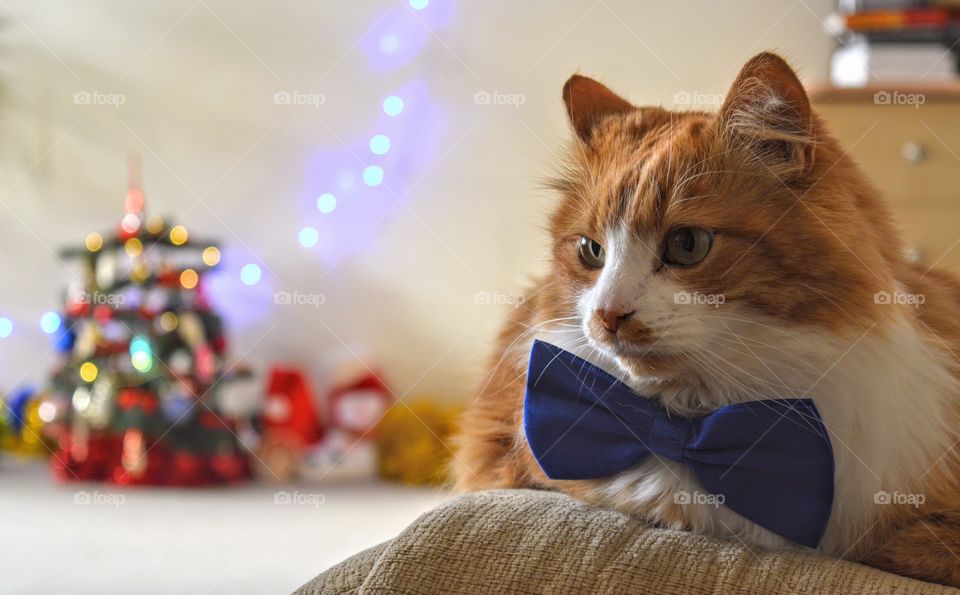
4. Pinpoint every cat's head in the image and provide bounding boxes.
[546,52,902,409]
